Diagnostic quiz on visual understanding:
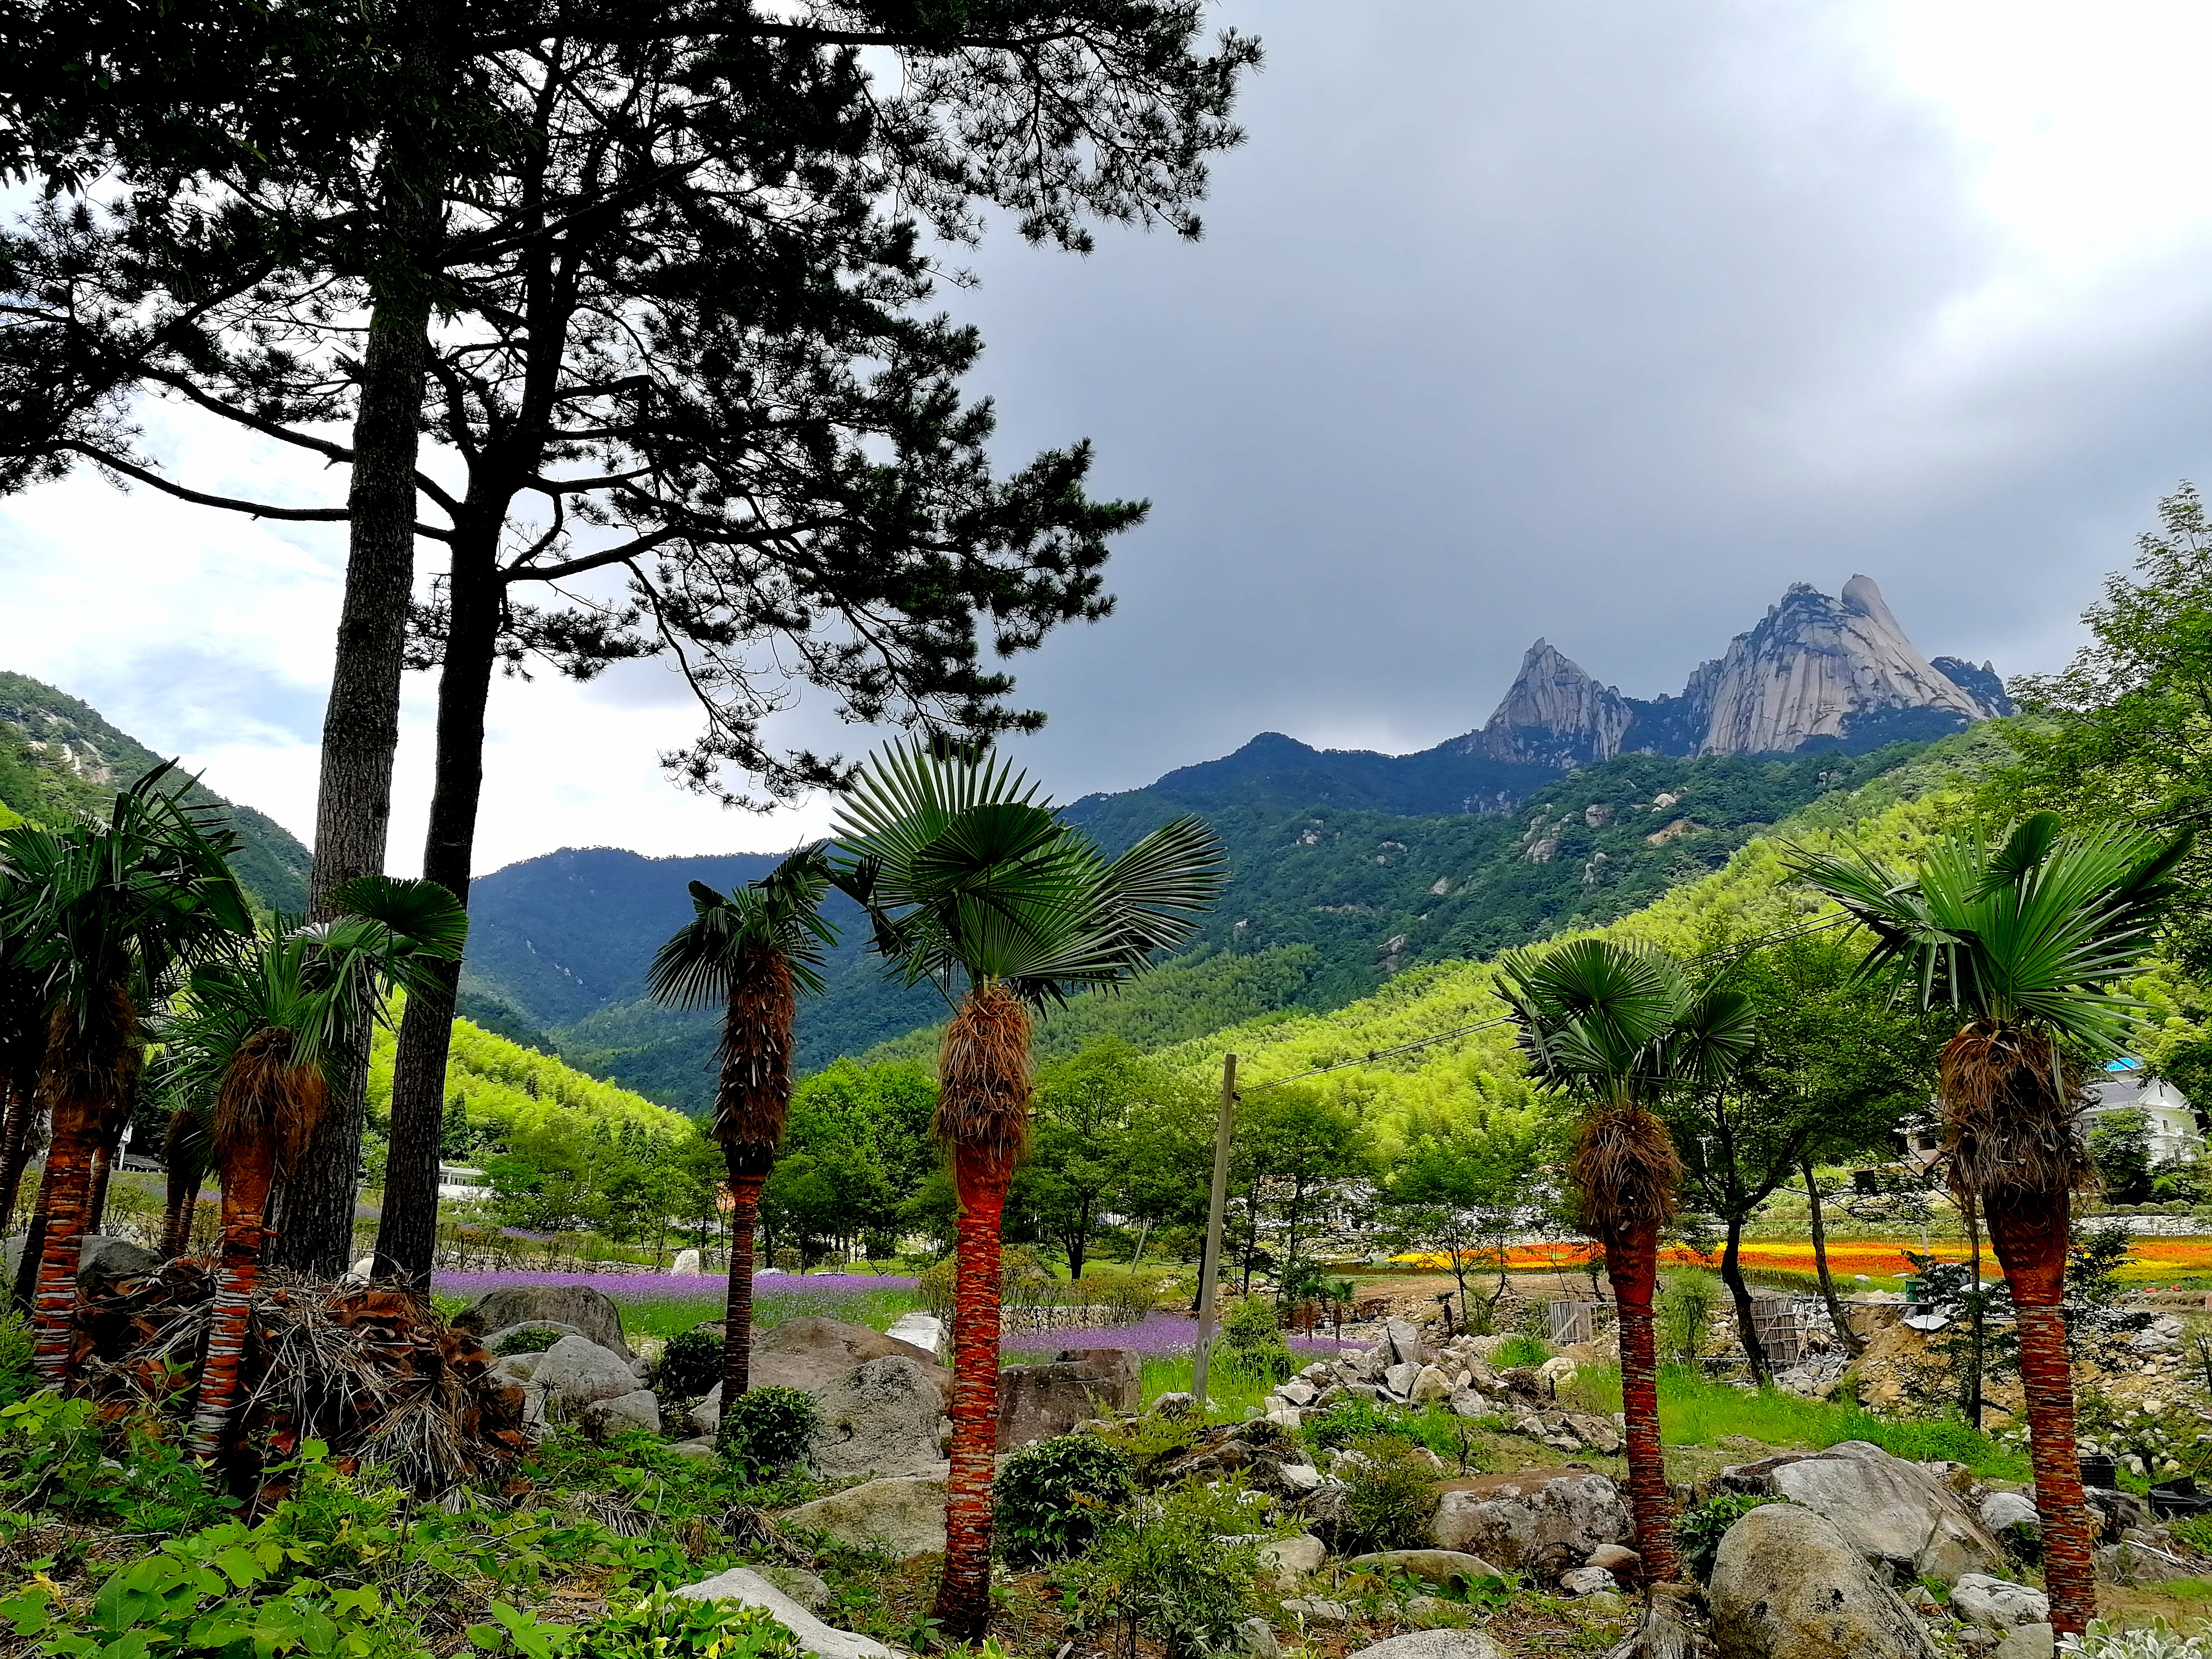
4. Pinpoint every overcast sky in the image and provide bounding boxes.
[8,1,2212,876]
